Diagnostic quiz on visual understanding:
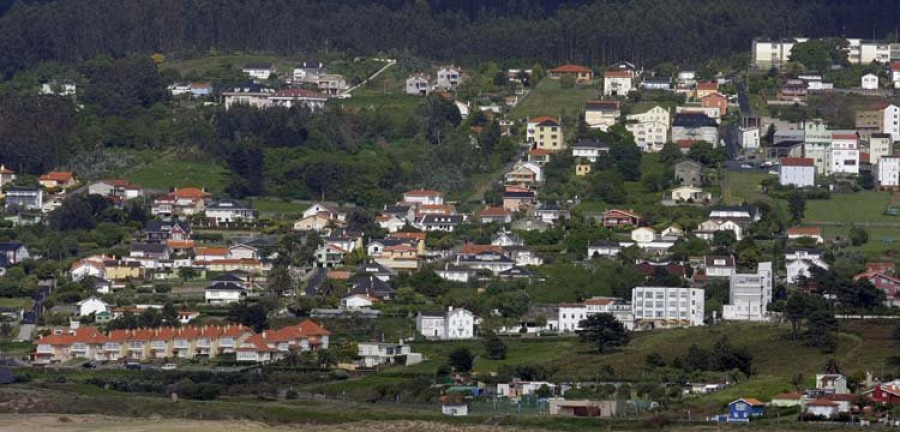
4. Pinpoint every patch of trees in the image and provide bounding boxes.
[670,336,754,376]
[106,303,180,330]
[576,313,630,353]
[1,1,899,76]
